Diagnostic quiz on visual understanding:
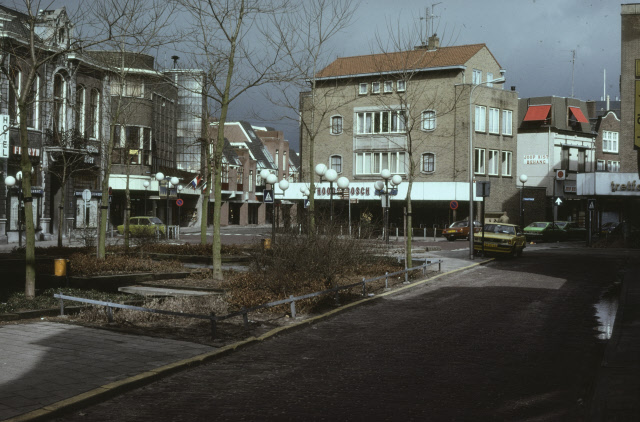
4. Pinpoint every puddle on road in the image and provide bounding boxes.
[594,282,621,340]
